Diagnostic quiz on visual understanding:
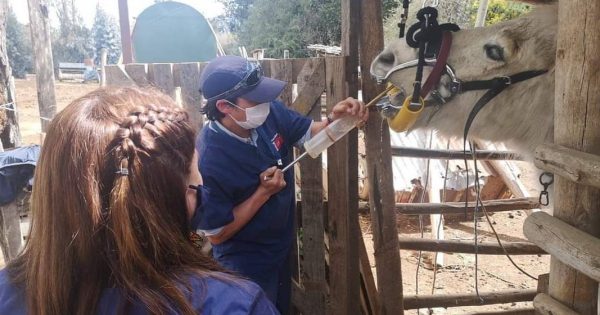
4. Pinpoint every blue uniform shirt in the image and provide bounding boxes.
[196,101,311,272]
[0,270,279,315]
